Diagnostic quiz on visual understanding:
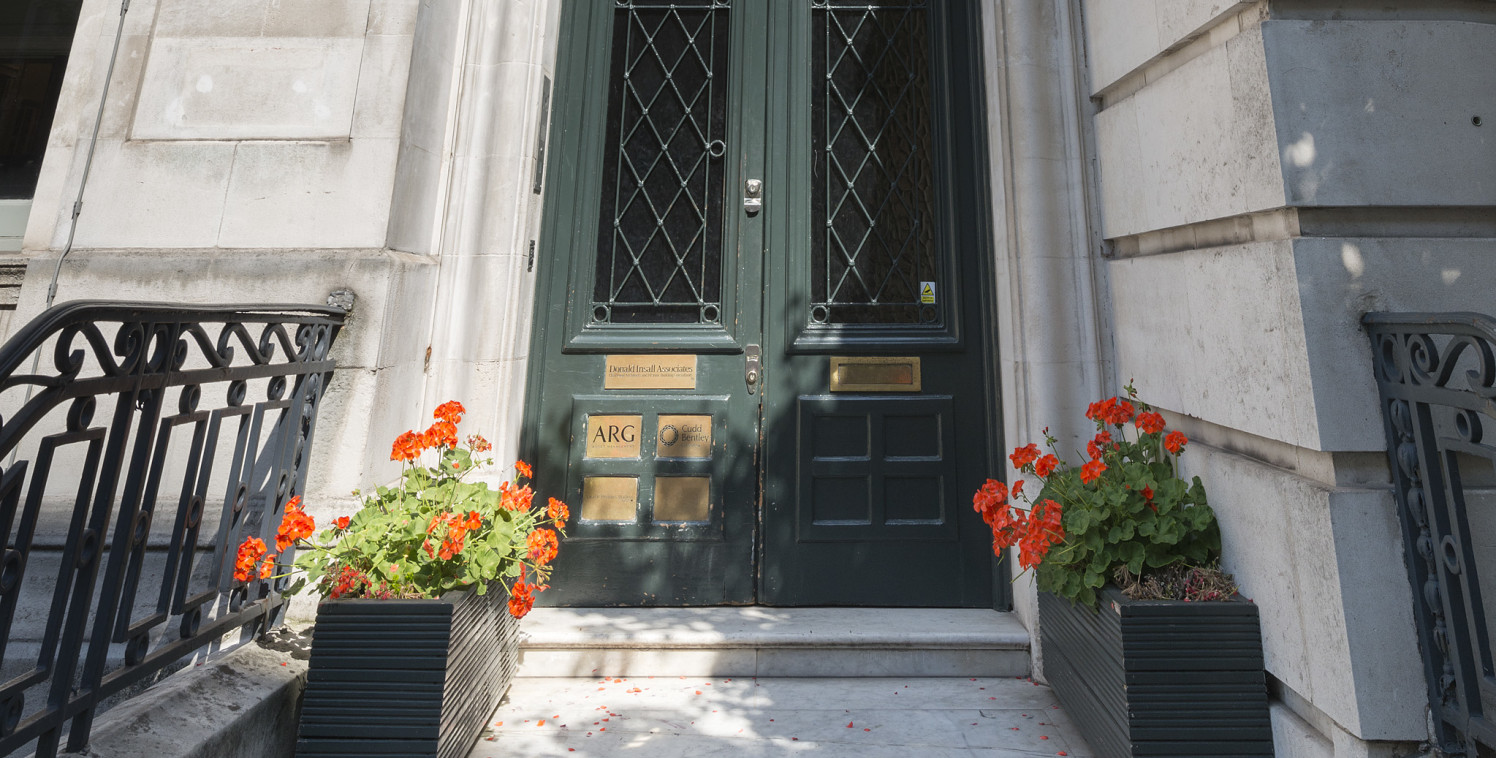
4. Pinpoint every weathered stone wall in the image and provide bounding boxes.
[1080,1,1496,755]
[17,0,560,526]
